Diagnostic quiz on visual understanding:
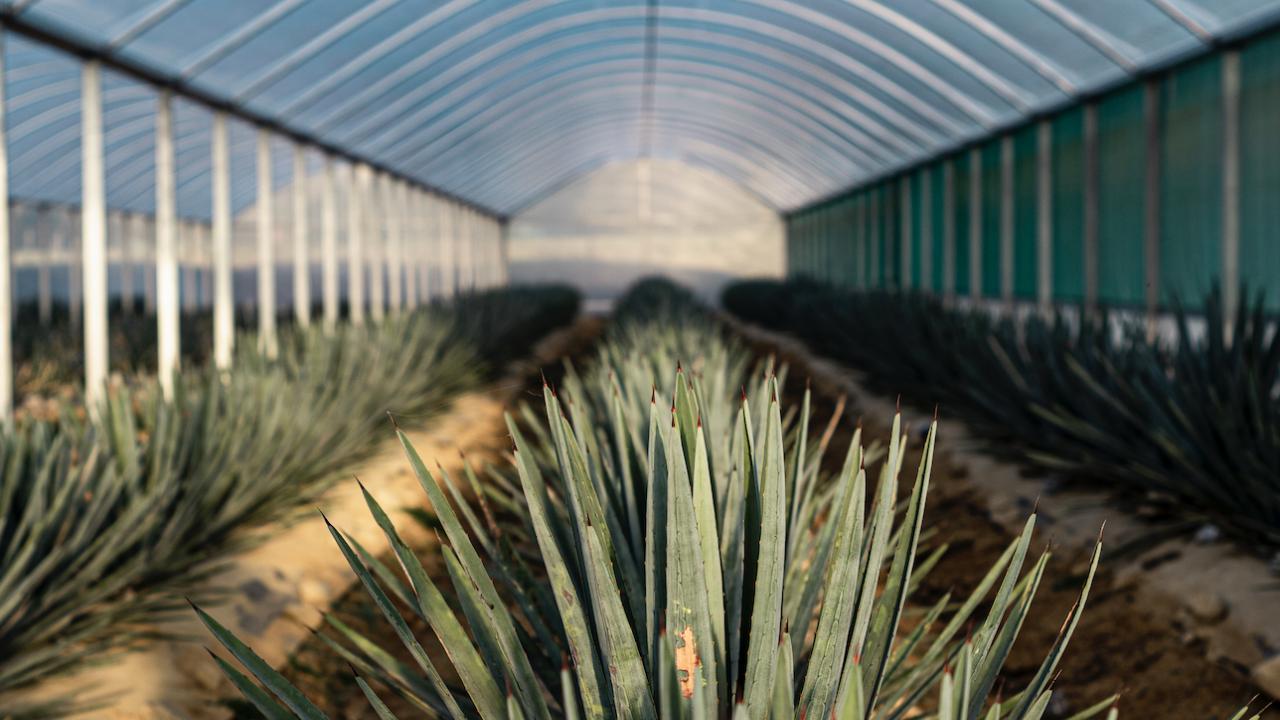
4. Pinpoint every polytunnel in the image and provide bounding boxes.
[1,1,1279,717]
